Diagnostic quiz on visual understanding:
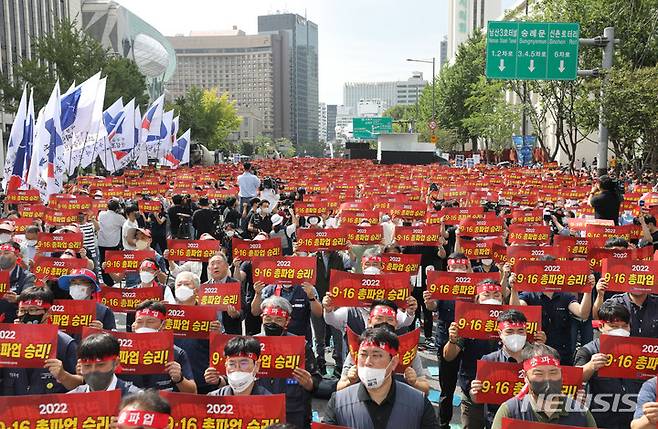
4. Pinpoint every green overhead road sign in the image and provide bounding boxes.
[486,21,580,81]
[352,117,393,140]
